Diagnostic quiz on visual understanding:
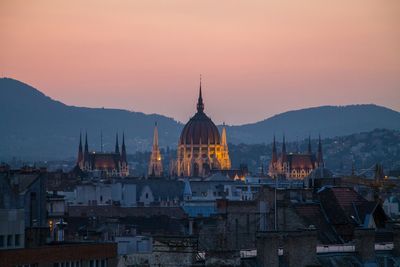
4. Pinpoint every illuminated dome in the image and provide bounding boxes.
[180,111,221,145]
[175,79,231,177]
[179,83,220,145]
